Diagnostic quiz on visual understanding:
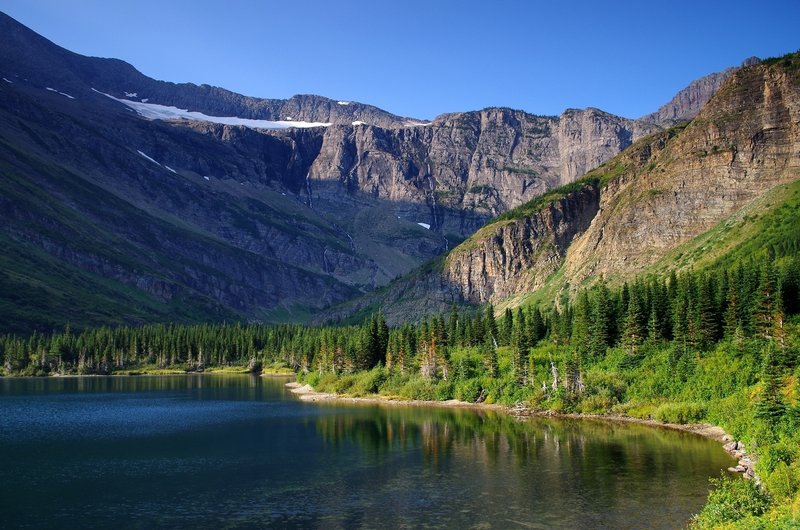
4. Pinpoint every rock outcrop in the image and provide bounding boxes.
[563,55,800,291]
[442,184,601,303]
